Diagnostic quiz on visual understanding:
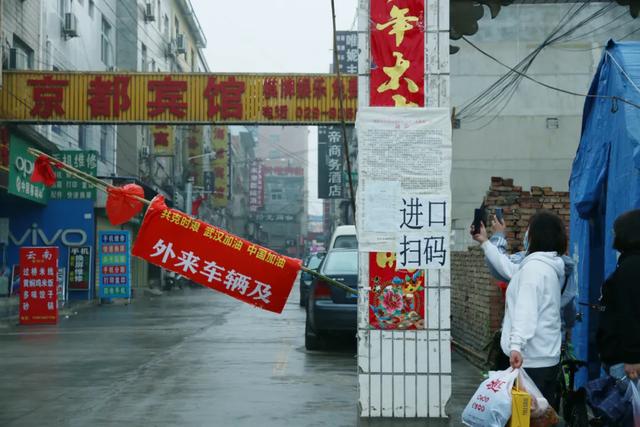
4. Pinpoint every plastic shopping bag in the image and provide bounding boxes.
[629,380,640,427]
[517,369,560,427]
[462,368,519,427]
